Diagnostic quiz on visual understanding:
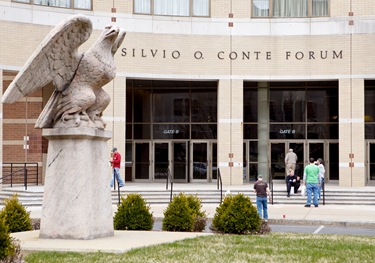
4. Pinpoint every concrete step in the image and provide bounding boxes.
[1,188,374,206]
